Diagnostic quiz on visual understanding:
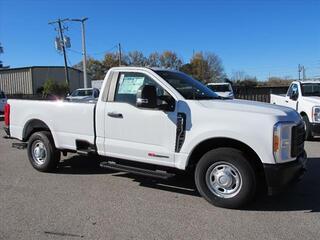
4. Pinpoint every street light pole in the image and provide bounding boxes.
[69,17,89,88]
